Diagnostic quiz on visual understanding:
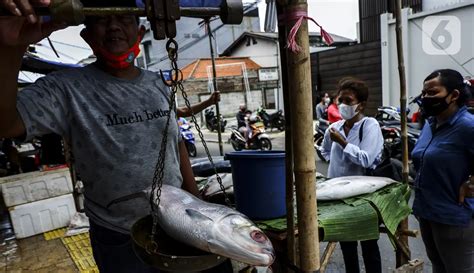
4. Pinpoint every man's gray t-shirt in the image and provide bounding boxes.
[315,103,327,120]
[16,64,182,233]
